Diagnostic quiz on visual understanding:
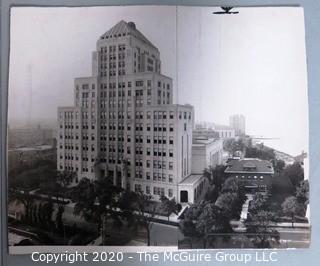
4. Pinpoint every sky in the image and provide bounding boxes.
[8,6,308,156]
